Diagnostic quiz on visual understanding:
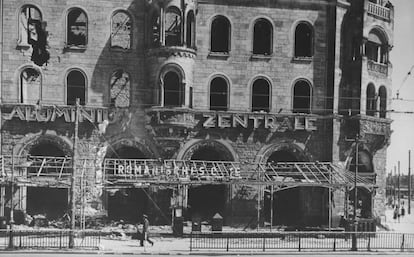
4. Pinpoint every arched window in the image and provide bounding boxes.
[366,30,388,64]
[294,22,313,58]
[18,5,42,45]
[186,10,196,48]
[253,18,272,55]
[165,7,181,46]
[366,83,376,116]
[210,77,228,111]
[211,16,230,53]
[20,67,41,104]
[67,8,87,47]
[163,71,183,107]
[350,150,374,173]
[67,70,86,105]
[293,80,311,113]
[252,78,270,112]
[110,70,130,107]
[379,86,387,118]
[111,11,132,49]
